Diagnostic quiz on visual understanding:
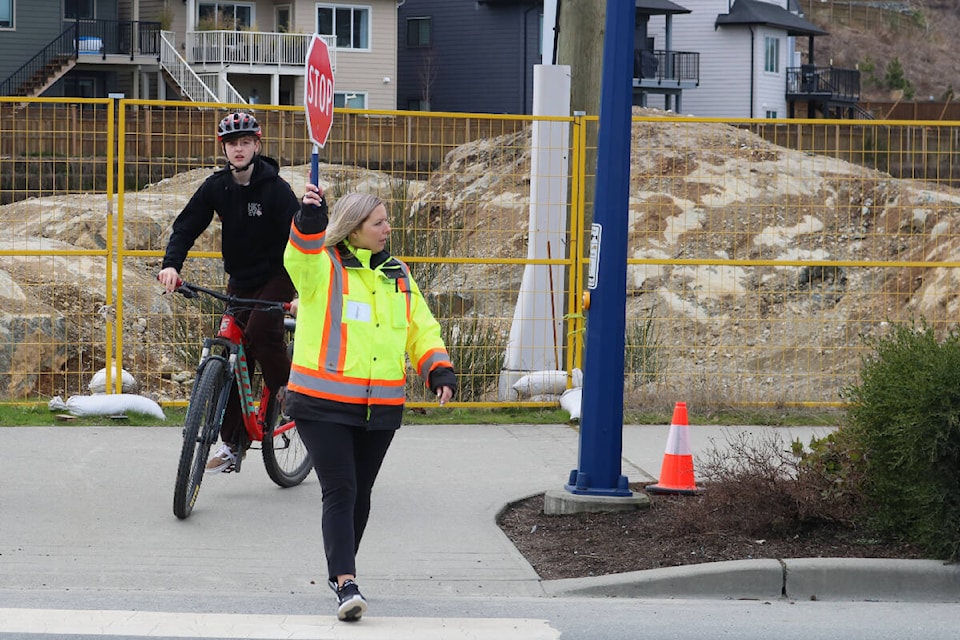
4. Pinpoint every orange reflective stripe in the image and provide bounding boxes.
[397,275,412,320]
